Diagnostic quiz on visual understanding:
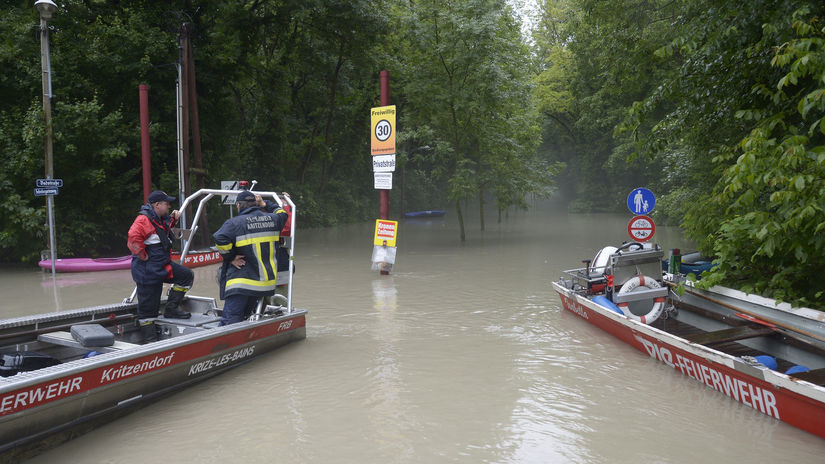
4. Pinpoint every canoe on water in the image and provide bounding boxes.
[38,249,223,273]
[554,242,825,441]
[403,210,446,218]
